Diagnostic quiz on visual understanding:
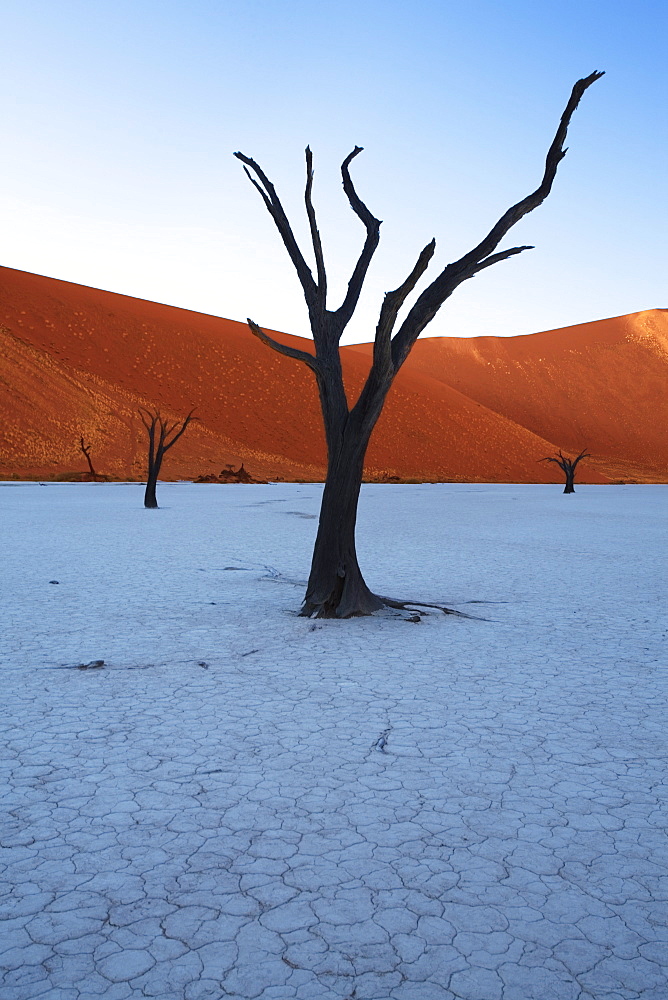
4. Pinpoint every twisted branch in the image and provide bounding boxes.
[334,146,382,335]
